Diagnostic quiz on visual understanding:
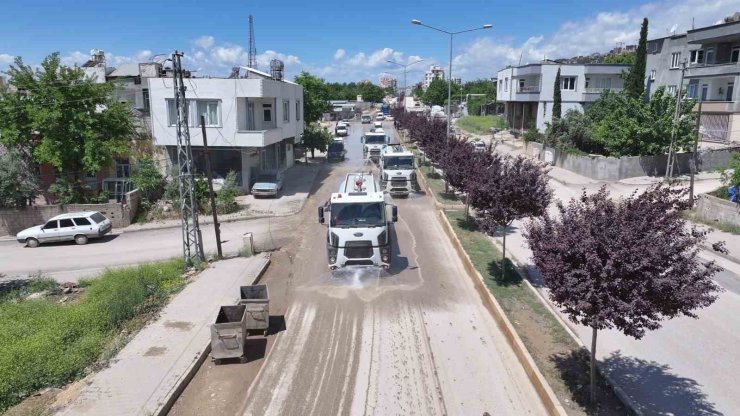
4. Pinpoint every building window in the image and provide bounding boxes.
[650,42,658,53]
[670,52,681,69]
[263,103,272,122]
[116,158,130,178]
[561,76,576,91]
[196,100,220,127]
[167,99,178,126]
[504,78,509,92]
[585,77,590,88]
[732,46,740,63]
[518,79,525,91]
[687,84,698,98]
[690,49,704,64]
[283,99,290,122]
[650,69,656,80]
[296,100,301,121]
[142,88,150,111]
[667,85,677,96]
[706,47,715,65]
